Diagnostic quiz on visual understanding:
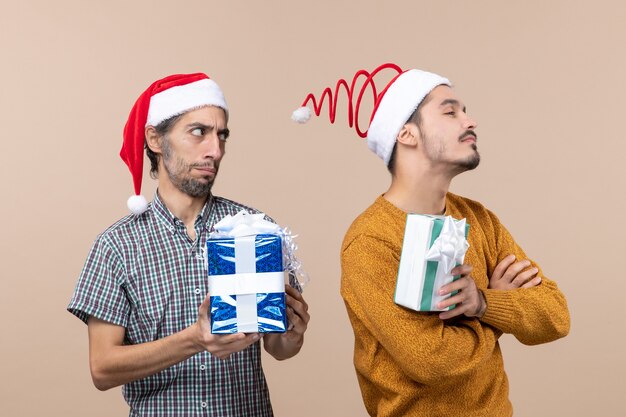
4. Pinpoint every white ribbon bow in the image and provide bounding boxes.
[424,216,469,275]
[210,210,309,290]
[211,210,280,237]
